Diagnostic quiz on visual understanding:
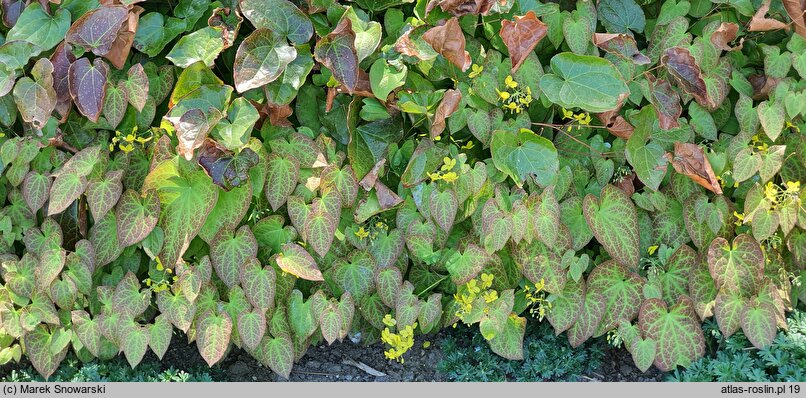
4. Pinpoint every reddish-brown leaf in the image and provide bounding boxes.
[426,0,496,16]
[359,159,386,191]
[50,42,75,121]
[749,0,789,32]
[648,77,681,130]
[614,172,636,196]
[431,89,462,139]
[68,57,109,122]
[783,0,806,39]
[423,17,471,72]
[336,69,373,99]
[500,11,548,72]
[749,74,780,100]
[593,33,650,65]
[661,47,712,109]
[1,0,28,28]
[664,142,723,195]
[710,22,743,51]
[104,6,143,70]
[314,18,359,92]
[65,5,129,57]
[595,110,634,140]
[197,139,259,190]
[208,7,243,49]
